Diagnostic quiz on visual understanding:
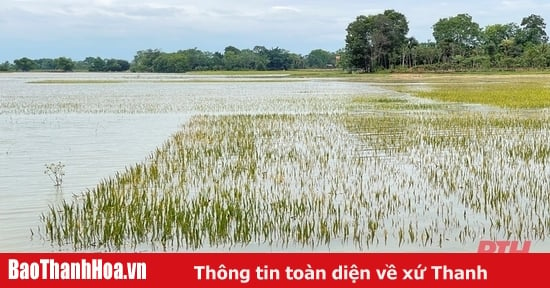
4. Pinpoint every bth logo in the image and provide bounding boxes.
[477,240,531,253]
